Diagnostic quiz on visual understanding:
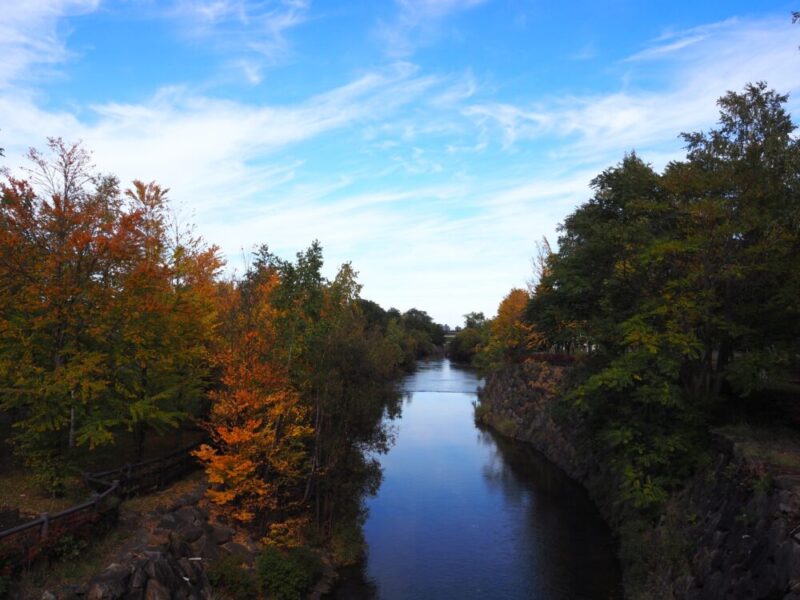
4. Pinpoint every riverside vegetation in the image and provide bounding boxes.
[1,81,798,599]
[464,83,800,598]
[0,140,445,598]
